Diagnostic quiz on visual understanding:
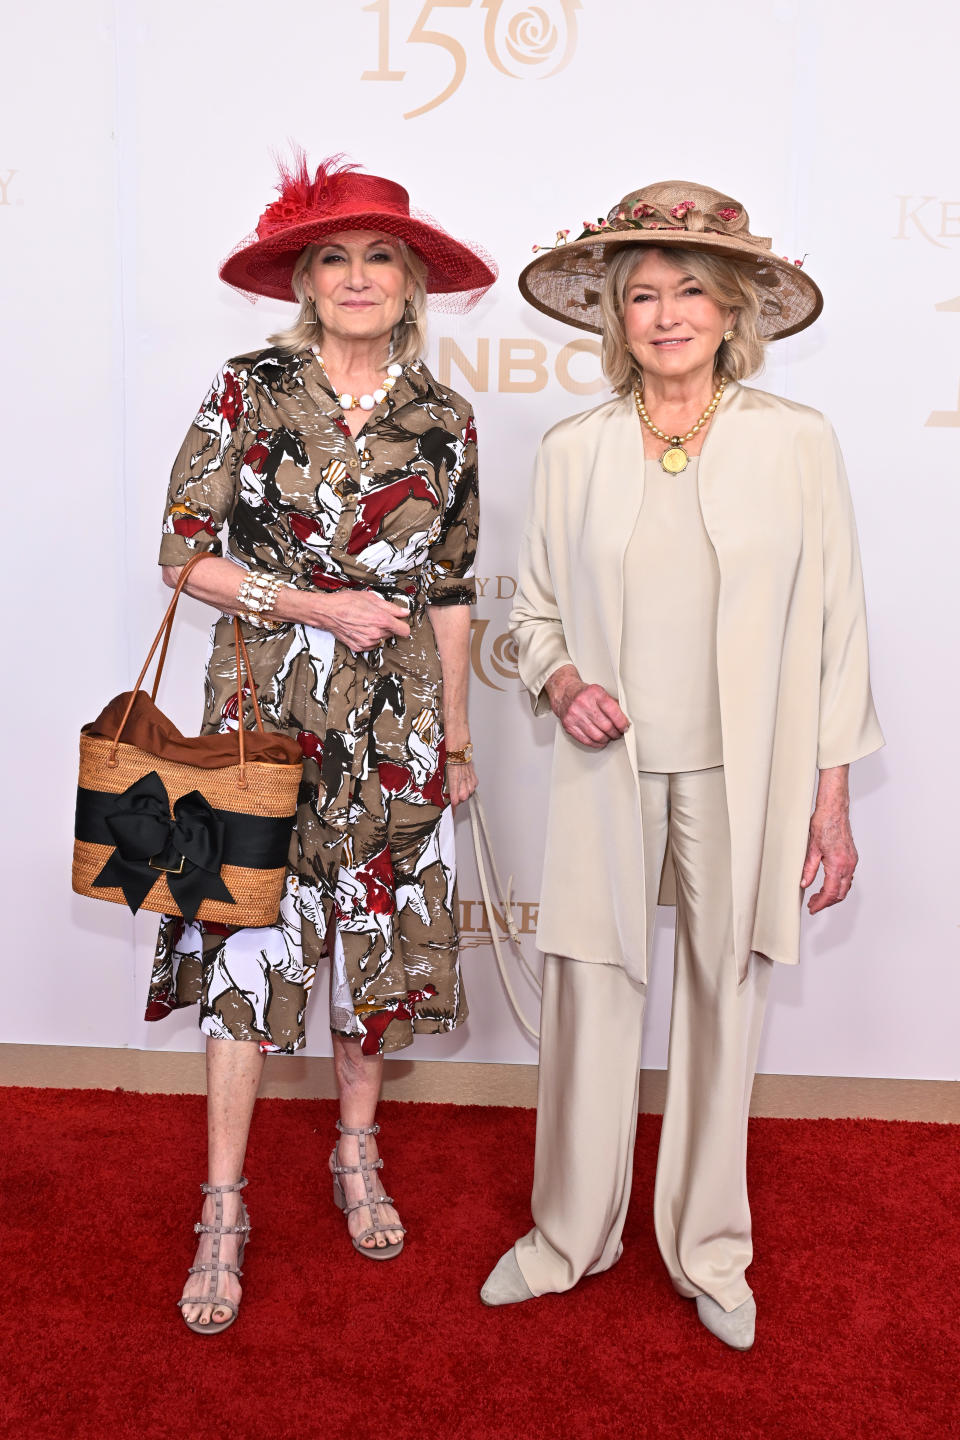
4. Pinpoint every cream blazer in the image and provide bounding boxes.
[510,382,884,983]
